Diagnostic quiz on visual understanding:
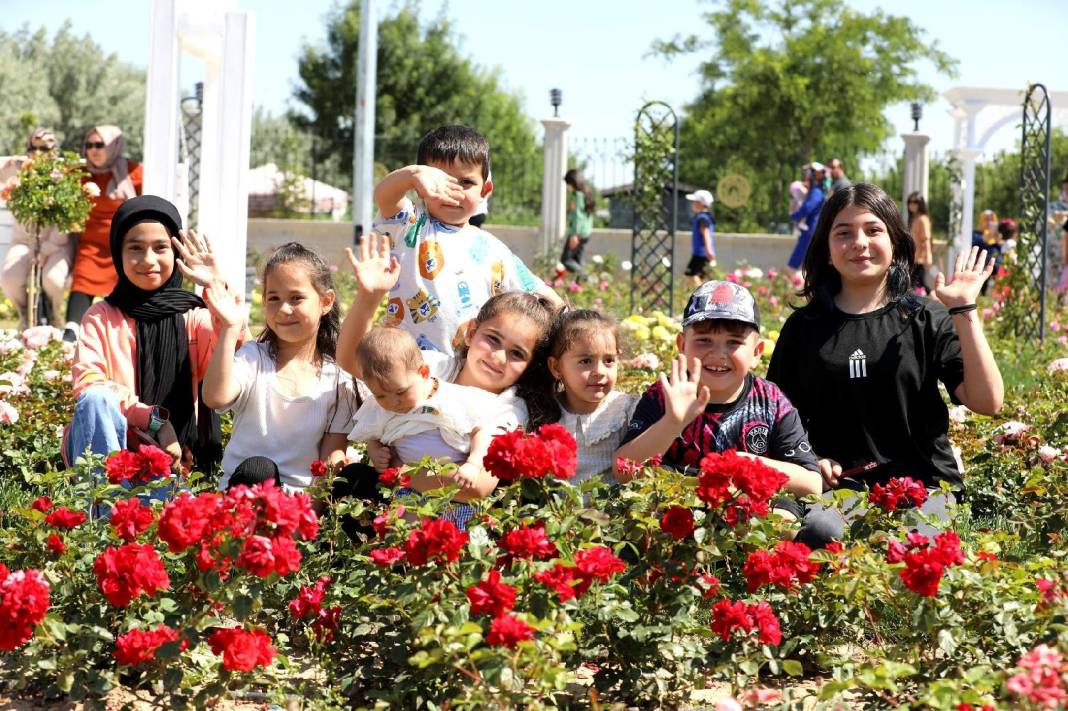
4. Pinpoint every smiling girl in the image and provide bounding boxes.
[66,195,236,476]
[201,243,360,491]
[767,183,1003,546]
